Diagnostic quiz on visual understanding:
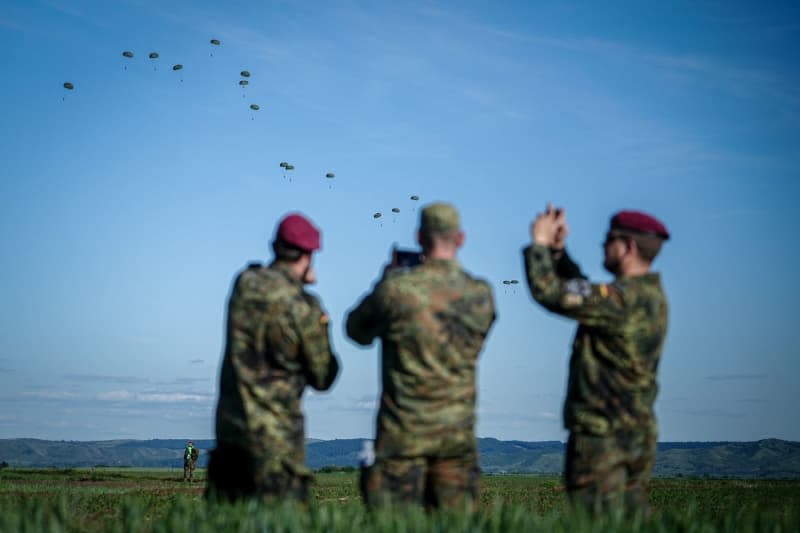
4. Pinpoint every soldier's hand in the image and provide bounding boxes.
[531,203,561,246]
[552,208,568,250]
